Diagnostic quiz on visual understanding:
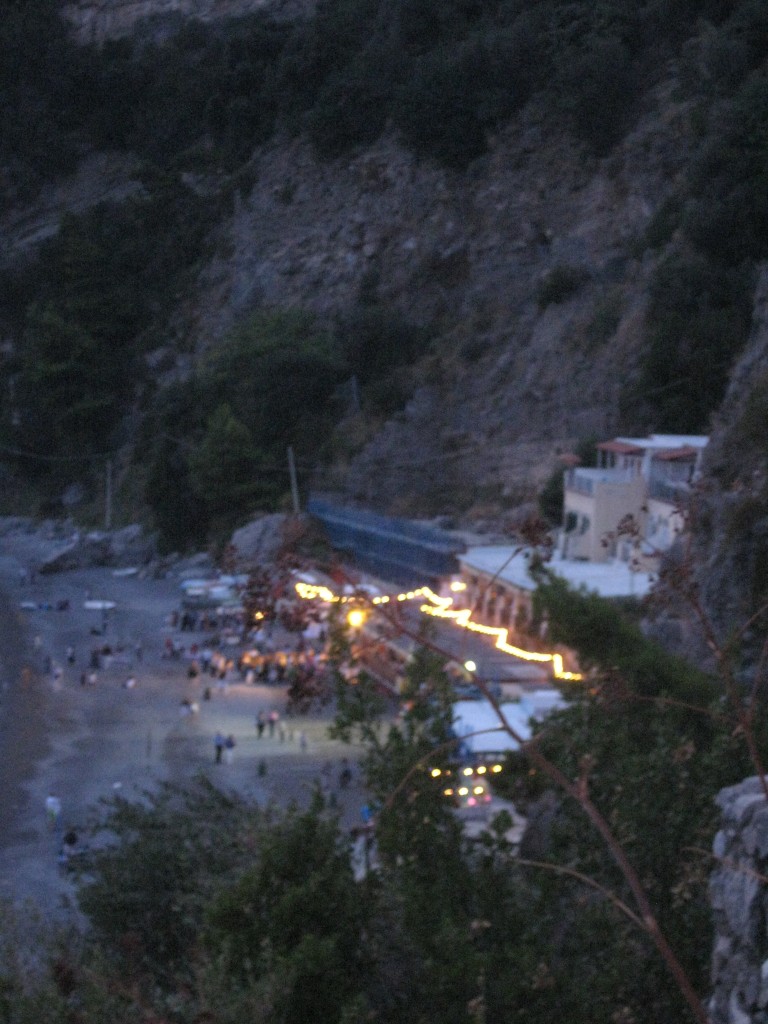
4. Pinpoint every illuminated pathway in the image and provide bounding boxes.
[294,581,581,682]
